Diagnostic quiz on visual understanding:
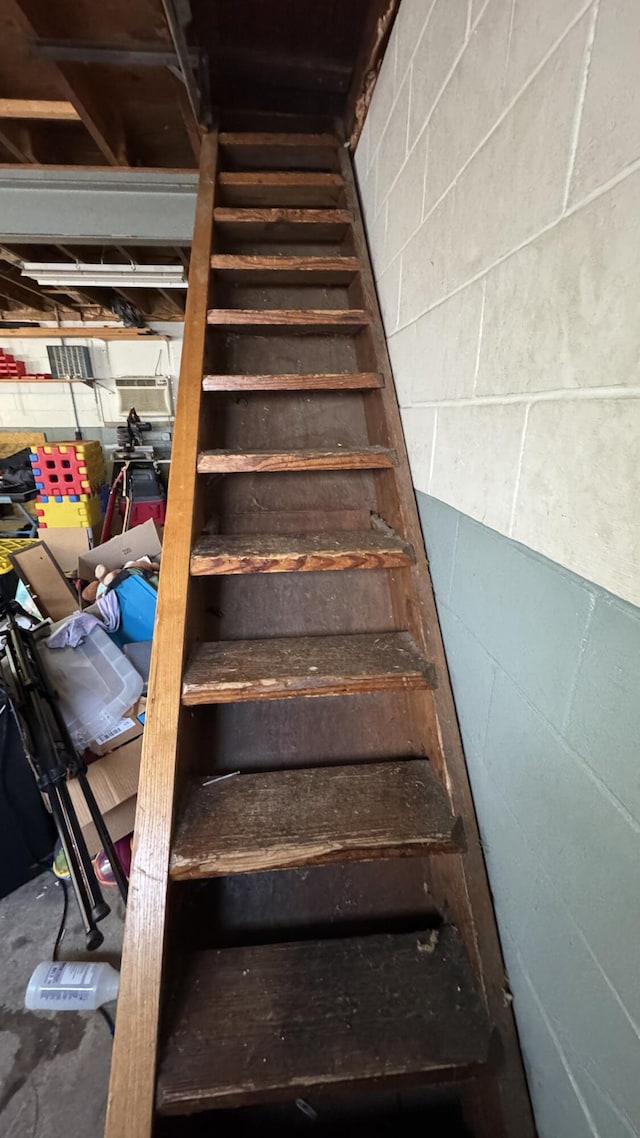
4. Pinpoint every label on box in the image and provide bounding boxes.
[94,717,136,748]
